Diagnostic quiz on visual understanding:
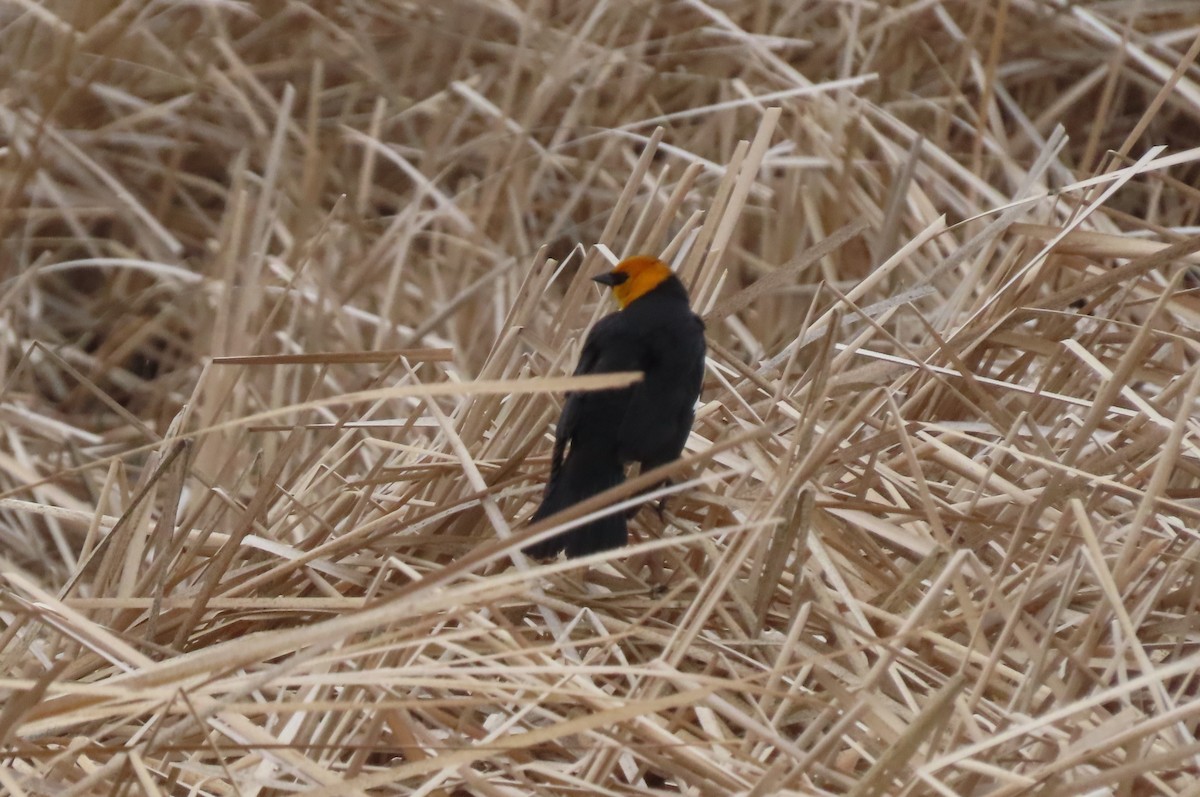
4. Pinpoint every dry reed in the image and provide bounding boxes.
[3,1,1200,795]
